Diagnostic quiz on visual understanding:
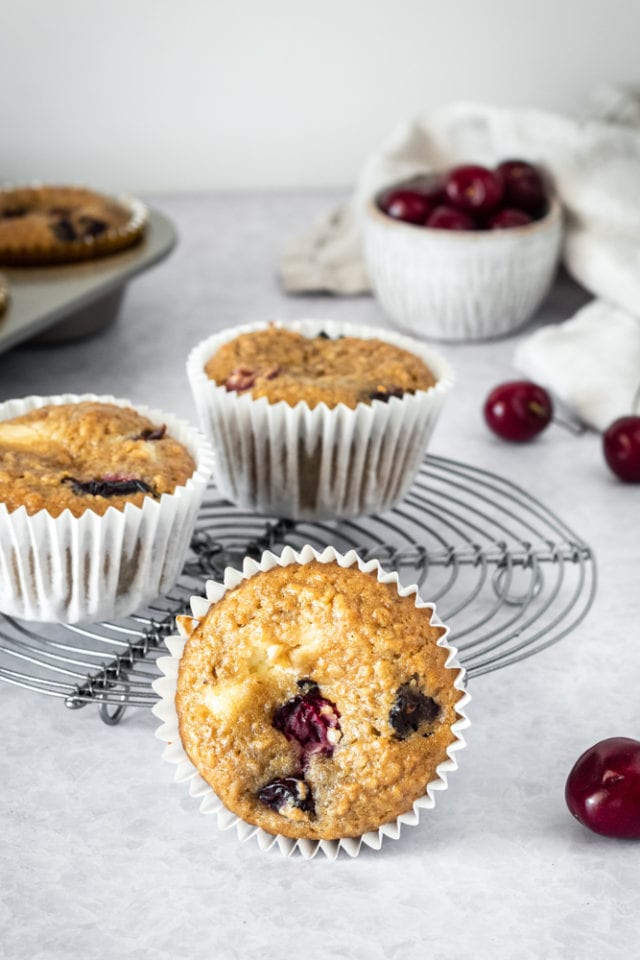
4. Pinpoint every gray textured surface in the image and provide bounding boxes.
[0,192,638,960]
